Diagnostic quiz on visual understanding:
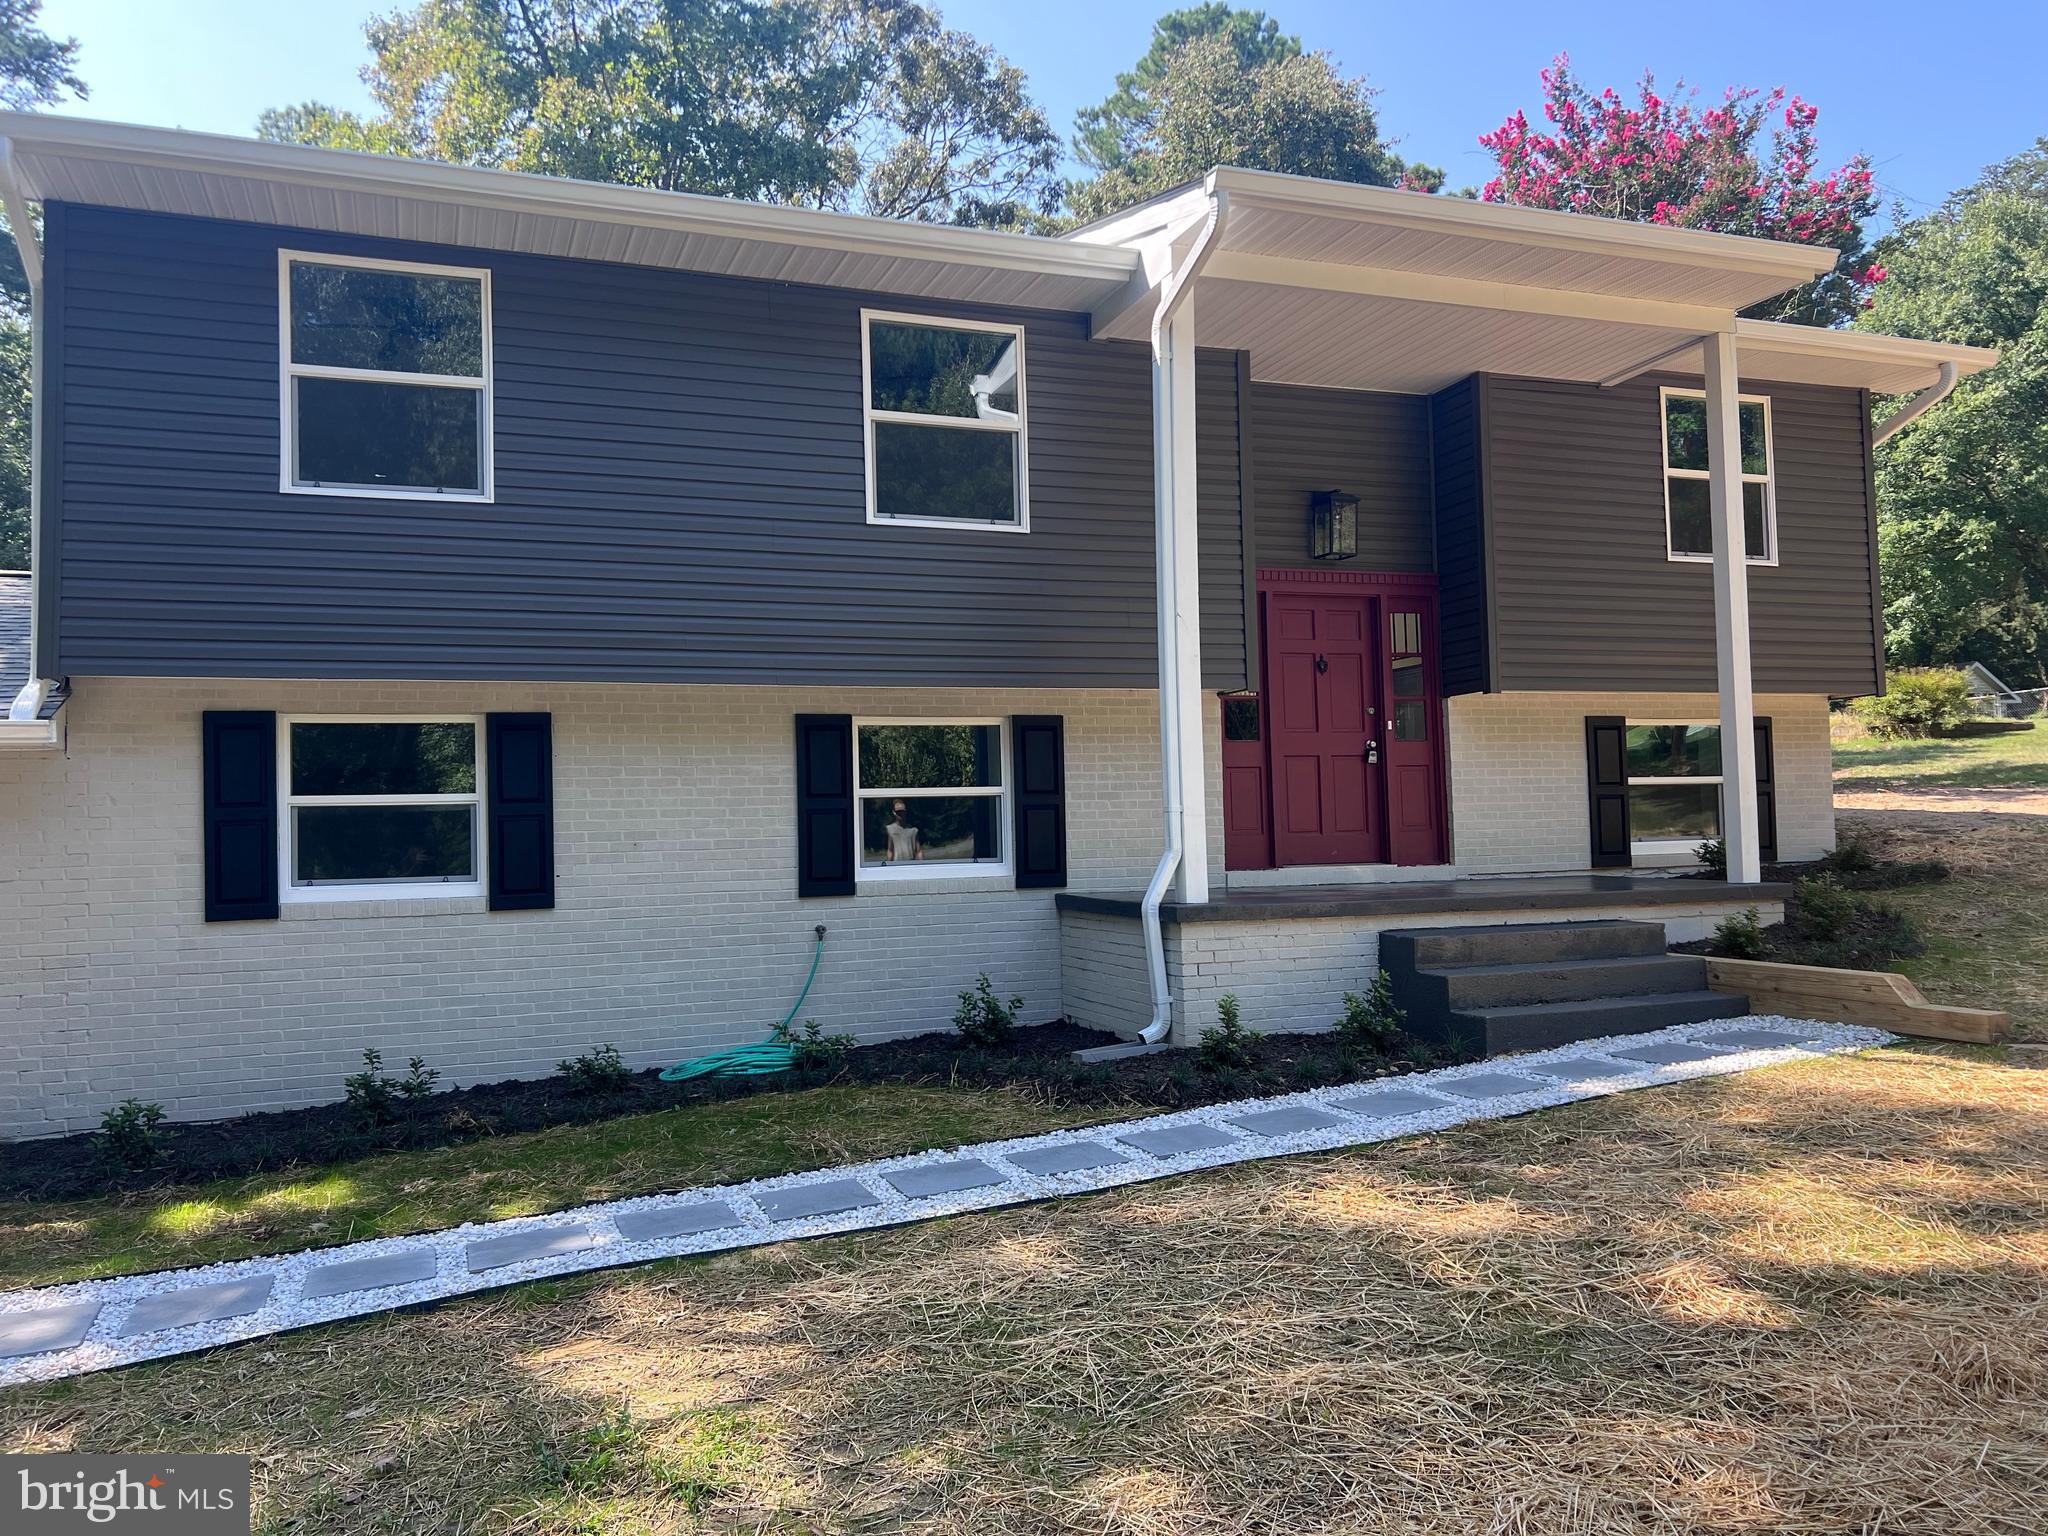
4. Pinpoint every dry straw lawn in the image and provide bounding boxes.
[6,1045,2045,1534]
